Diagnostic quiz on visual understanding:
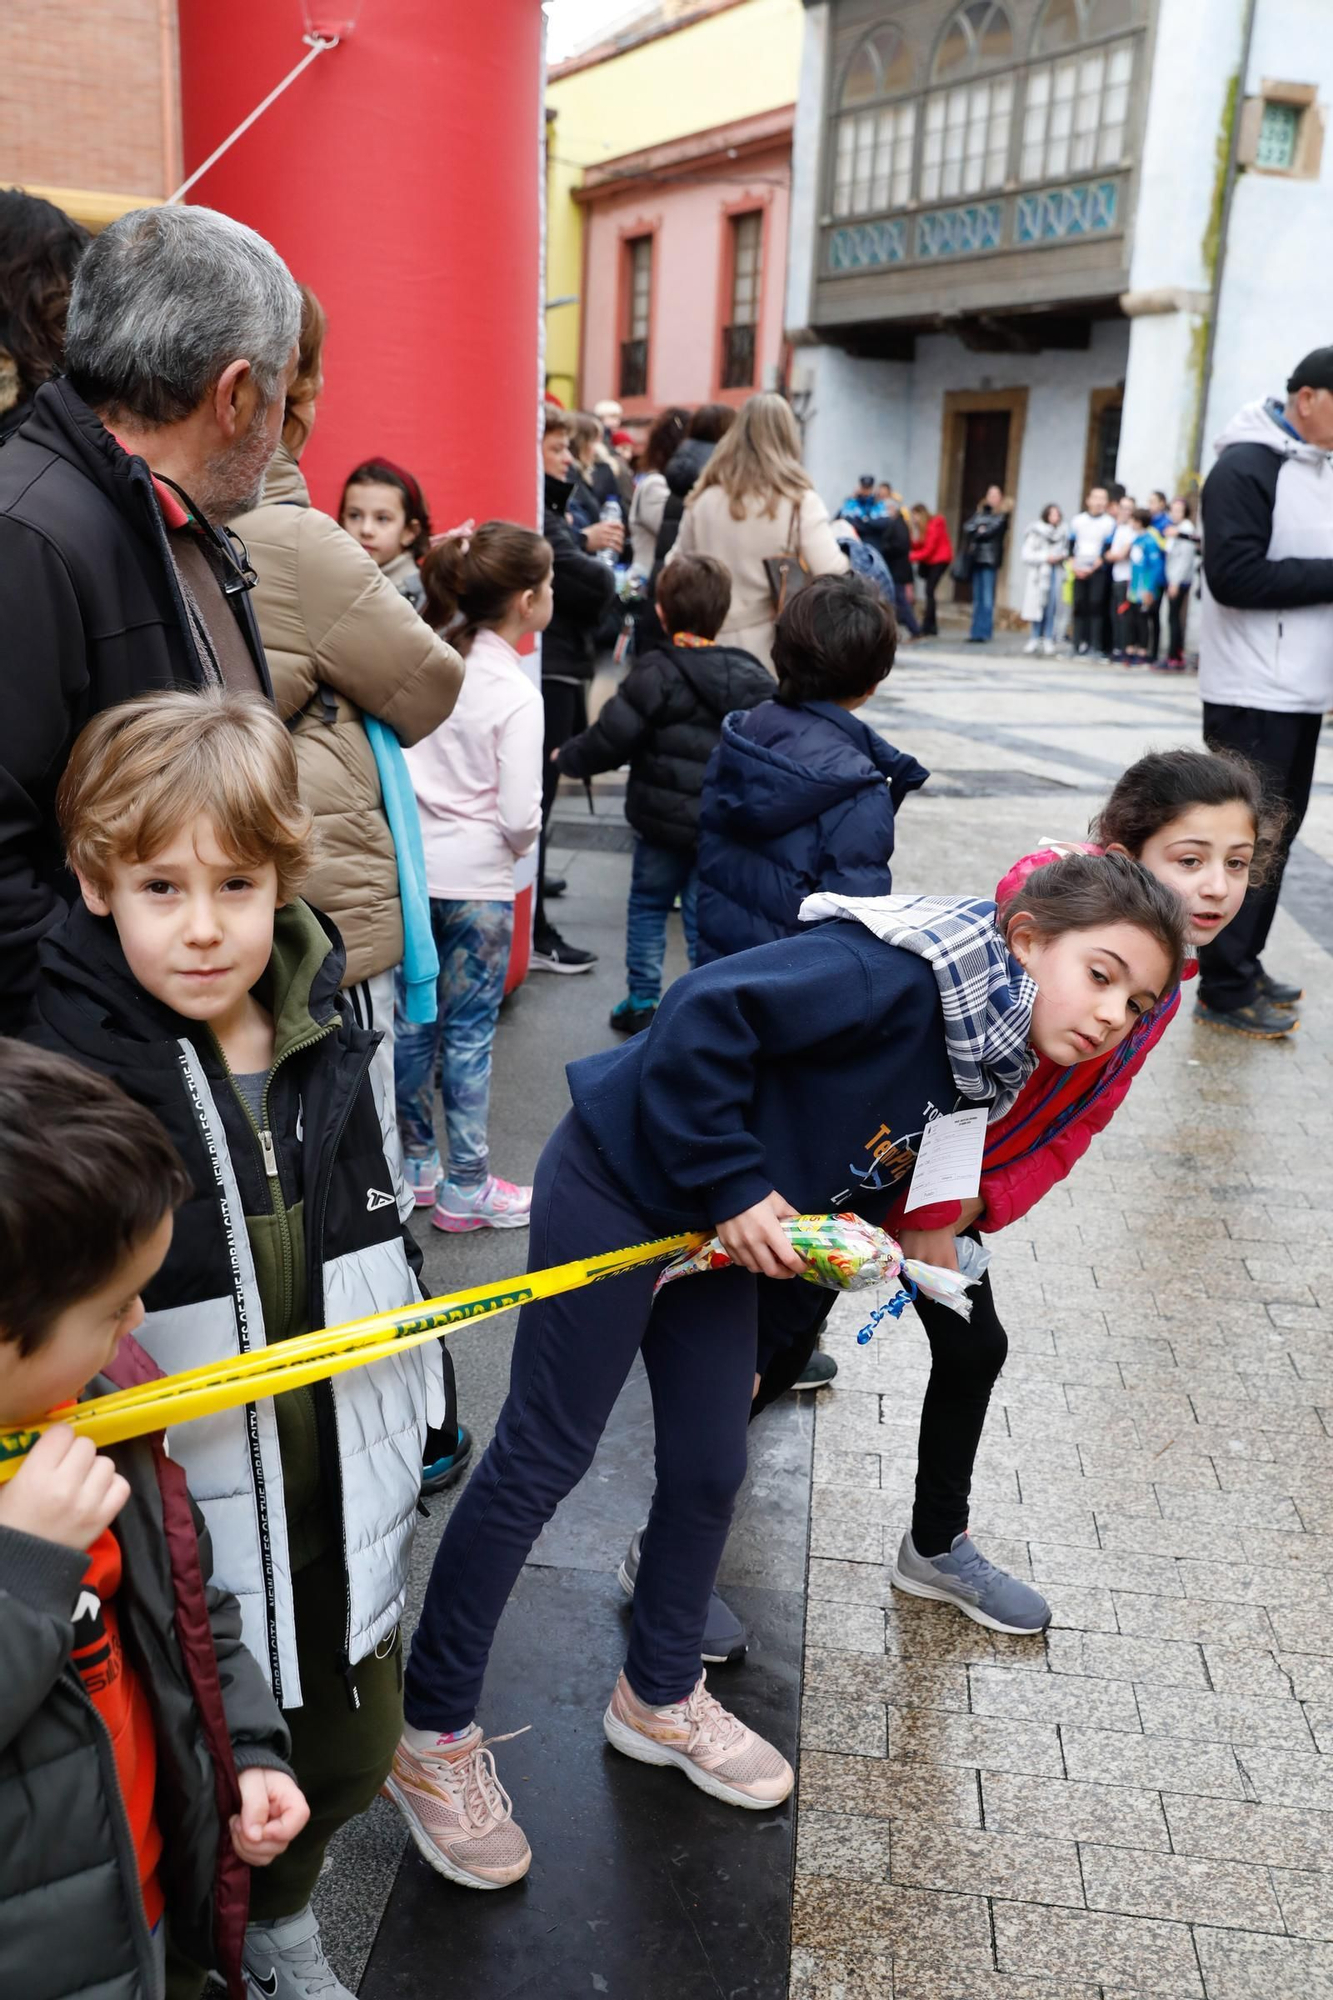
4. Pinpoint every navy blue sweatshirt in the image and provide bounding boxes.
[695,701,928,962]
[566,925,955,1228]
